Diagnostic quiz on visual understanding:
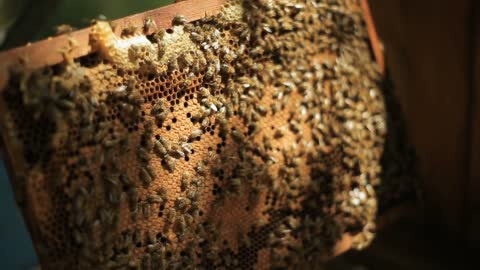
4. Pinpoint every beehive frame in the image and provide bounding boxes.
[0,0,415,269]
